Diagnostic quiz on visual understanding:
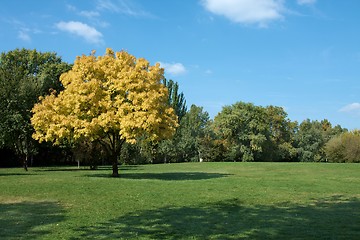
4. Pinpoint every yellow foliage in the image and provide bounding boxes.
[31,49,178,145]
